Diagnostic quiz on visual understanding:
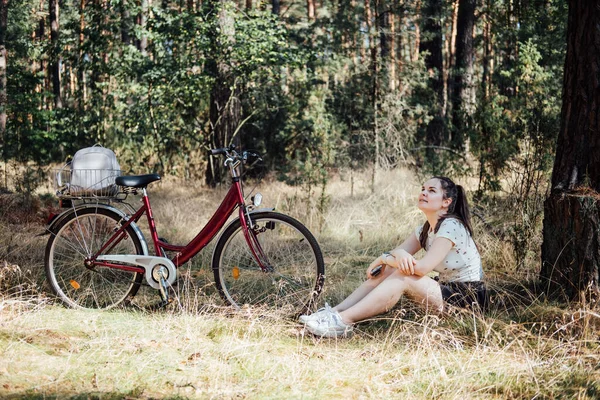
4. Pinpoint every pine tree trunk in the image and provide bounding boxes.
[0,0,7,175]
[412,0,421,62]
[78,0,87,109]
[541,1,600,300]
[50,0,62,109]
[388,4,396,91]
[307,0,315,20]
[121,0,132,45]
[420,0,445,153]
[450,0,475,150]
[272,0,279,14]
[444,0,458,118]
[138,0,148,54]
